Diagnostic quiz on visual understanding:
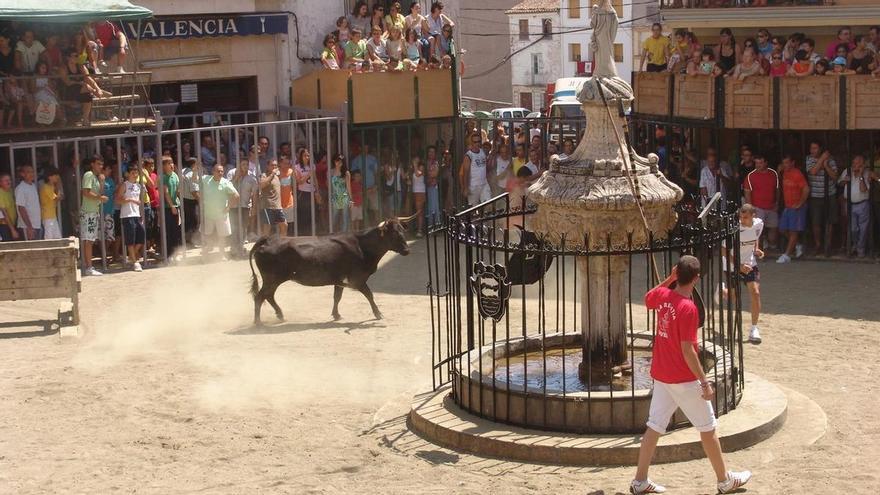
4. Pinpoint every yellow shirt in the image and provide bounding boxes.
[385,13,406,32]
[642,36,670,66]
[0,188,15,225]
[40,183,58,220]
[512,157,526,175]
